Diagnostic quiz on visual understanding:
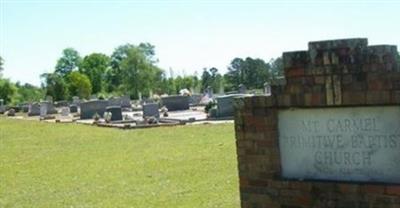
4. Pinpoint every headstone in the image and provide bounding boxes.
[189,94,202,106]
[238,84,246,94]
[105,106,123,121]
[55,100,69,107]
[40,104,47,117]
[108,97,122,106]
[264,82,271,95]
[22,104,29,113]
[143,103,160,118]
[61,107,70,116]
[120,95,131,108]
[72,96,80,105]
[80,100,109,119]
[28,103,40,116]
[40,101,57,116]
[215,94,246,117]
[69,104,78,113]
[6,108,15,116]
[0,99,5,114]
[205,86,213,98]
[161,95,190,111]
[138,92,142,101]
